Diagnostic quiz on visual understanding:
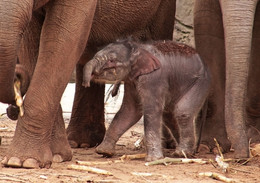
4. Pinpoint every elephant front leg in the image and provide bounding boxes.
[144,109,164,161]
[66,64,106,148]
[51,105,72,163]
[1,108,53,168]
[2,0,97,168]
[96,83,143,157]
